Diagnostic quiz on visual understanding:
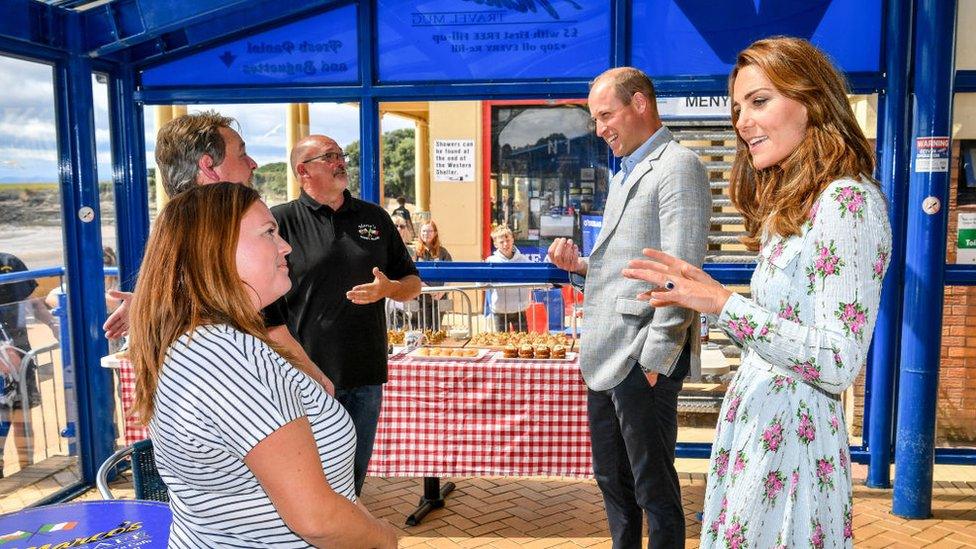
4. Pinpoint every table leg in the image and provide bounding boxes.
[405,476,455,526]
